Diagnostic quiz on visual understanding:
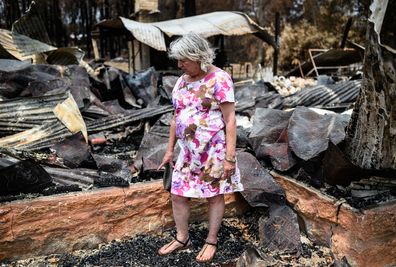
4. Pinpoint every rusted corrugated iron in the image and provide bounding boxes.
[11,1,52,45]
[119,11,276,51]
[44,166,95,190]
[283,80,361,108]
[0,29,57,61]
[86,105,173,133]
[120,17,166,51]
[0,92,87,150]
[0,93,68,135]
[46,47,85,65]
